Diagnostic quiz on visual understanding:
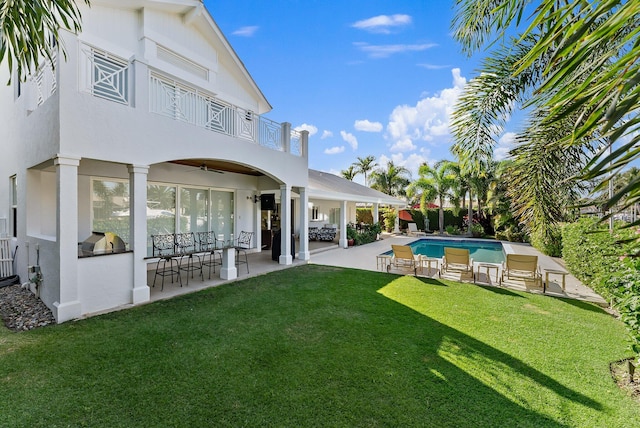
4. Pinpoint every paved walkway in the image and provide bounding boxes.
[310,233,608,307]
[142,233,607,310]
